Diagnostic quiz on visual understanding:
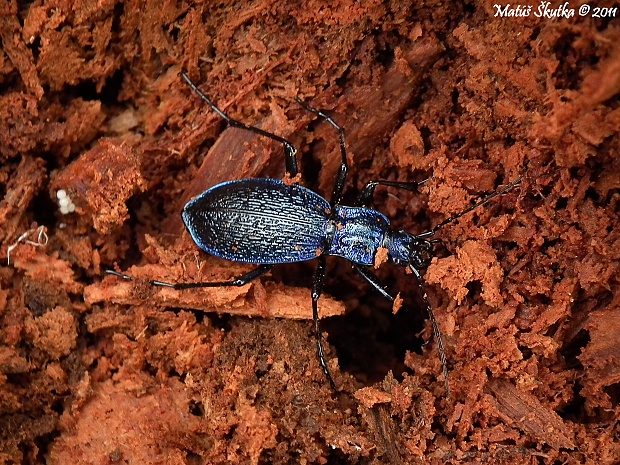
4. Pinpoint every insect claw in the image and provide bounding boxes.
[105,269,133,281]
